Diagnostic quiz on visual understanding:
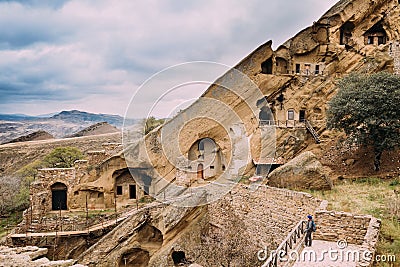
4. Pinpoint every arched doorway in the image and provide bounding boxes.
[261,57,273,74]
[118,248,150,267]
[51,182,67,210]
[197,164,204,179]
[340,21,355,45]
[188,138,226,181]
[172,251,187,265]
